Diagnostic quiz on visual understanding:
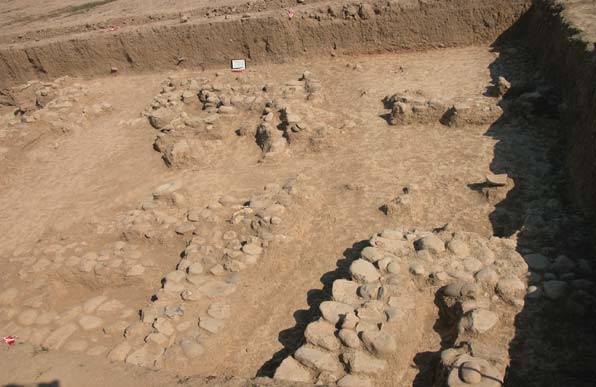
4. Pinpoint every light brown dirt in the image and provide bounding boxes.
[1,2,595,387]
